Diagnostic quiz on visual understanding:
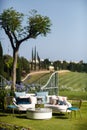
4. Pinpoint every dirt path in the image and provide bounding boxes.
[22,70,70,82]
[22,70,50,82]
